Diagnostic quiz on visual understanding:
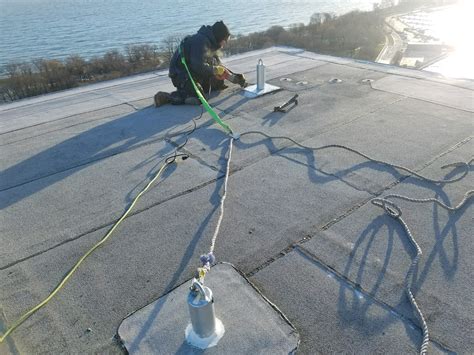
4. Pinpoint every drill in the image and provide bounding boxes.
[229,72,247,88]
[215,65,247,88]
